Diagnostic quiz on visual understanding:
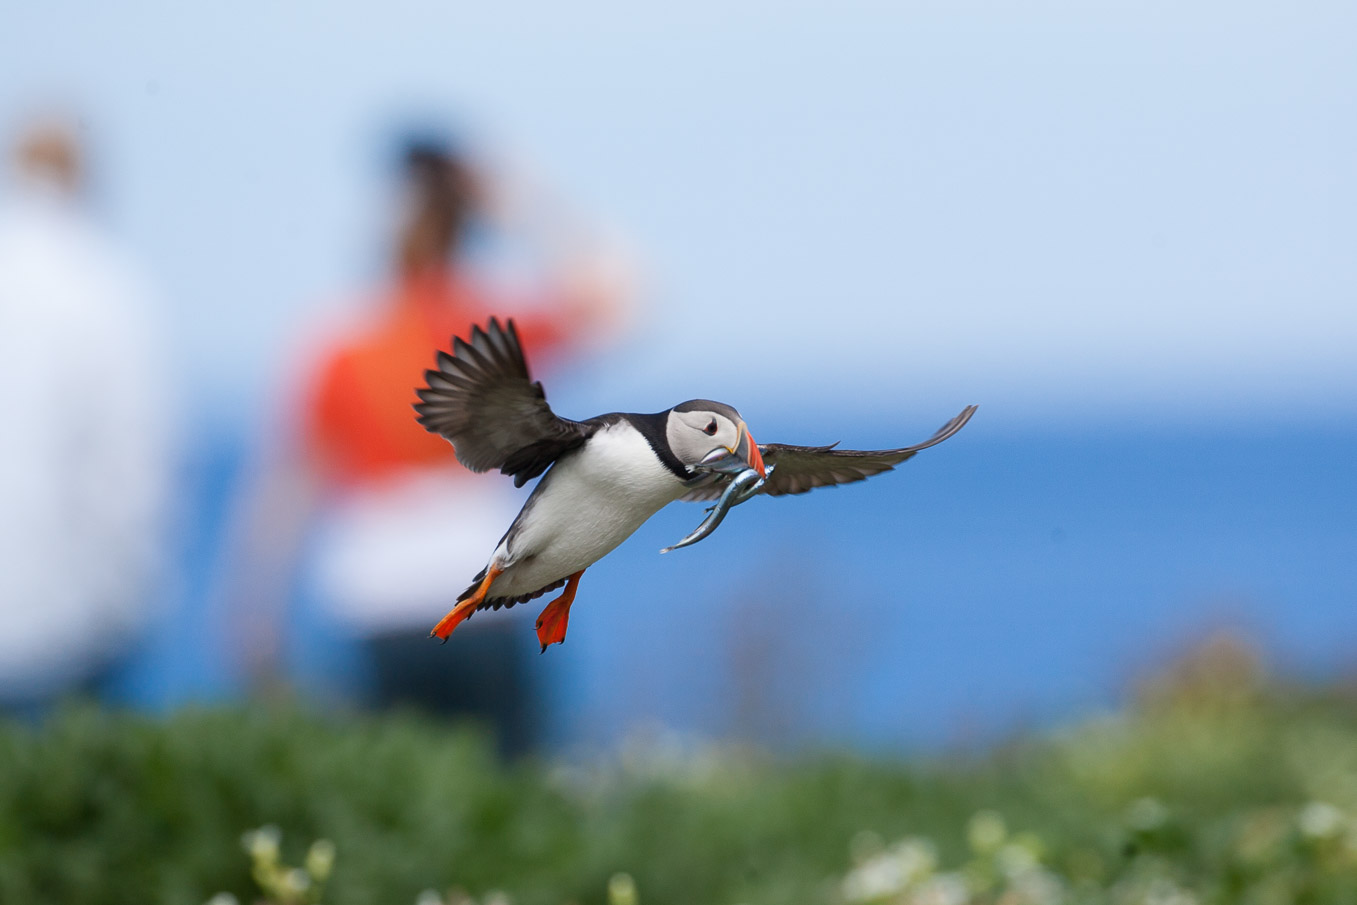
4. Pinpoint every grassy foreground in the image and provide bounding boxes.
[2,639,1356,905]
